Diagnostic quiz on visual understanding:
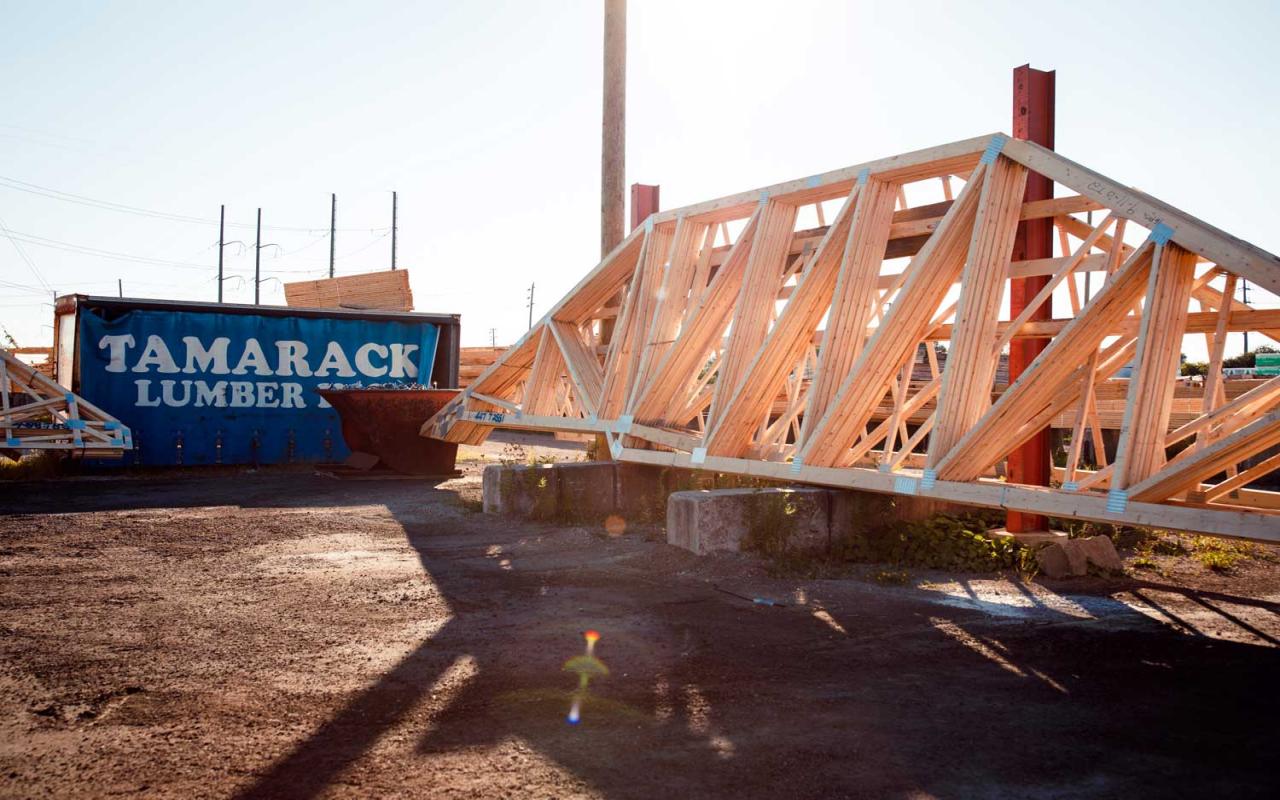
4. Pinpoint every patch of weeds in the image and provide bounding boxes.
[456,495,484,513]
[498,443,528,466]
[741,492,799,558]
[0,451,64,480]
[871,568,910,586]
[1188,535,1255,574]
[1130,554,1158,570]
[833,511,1025,574]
